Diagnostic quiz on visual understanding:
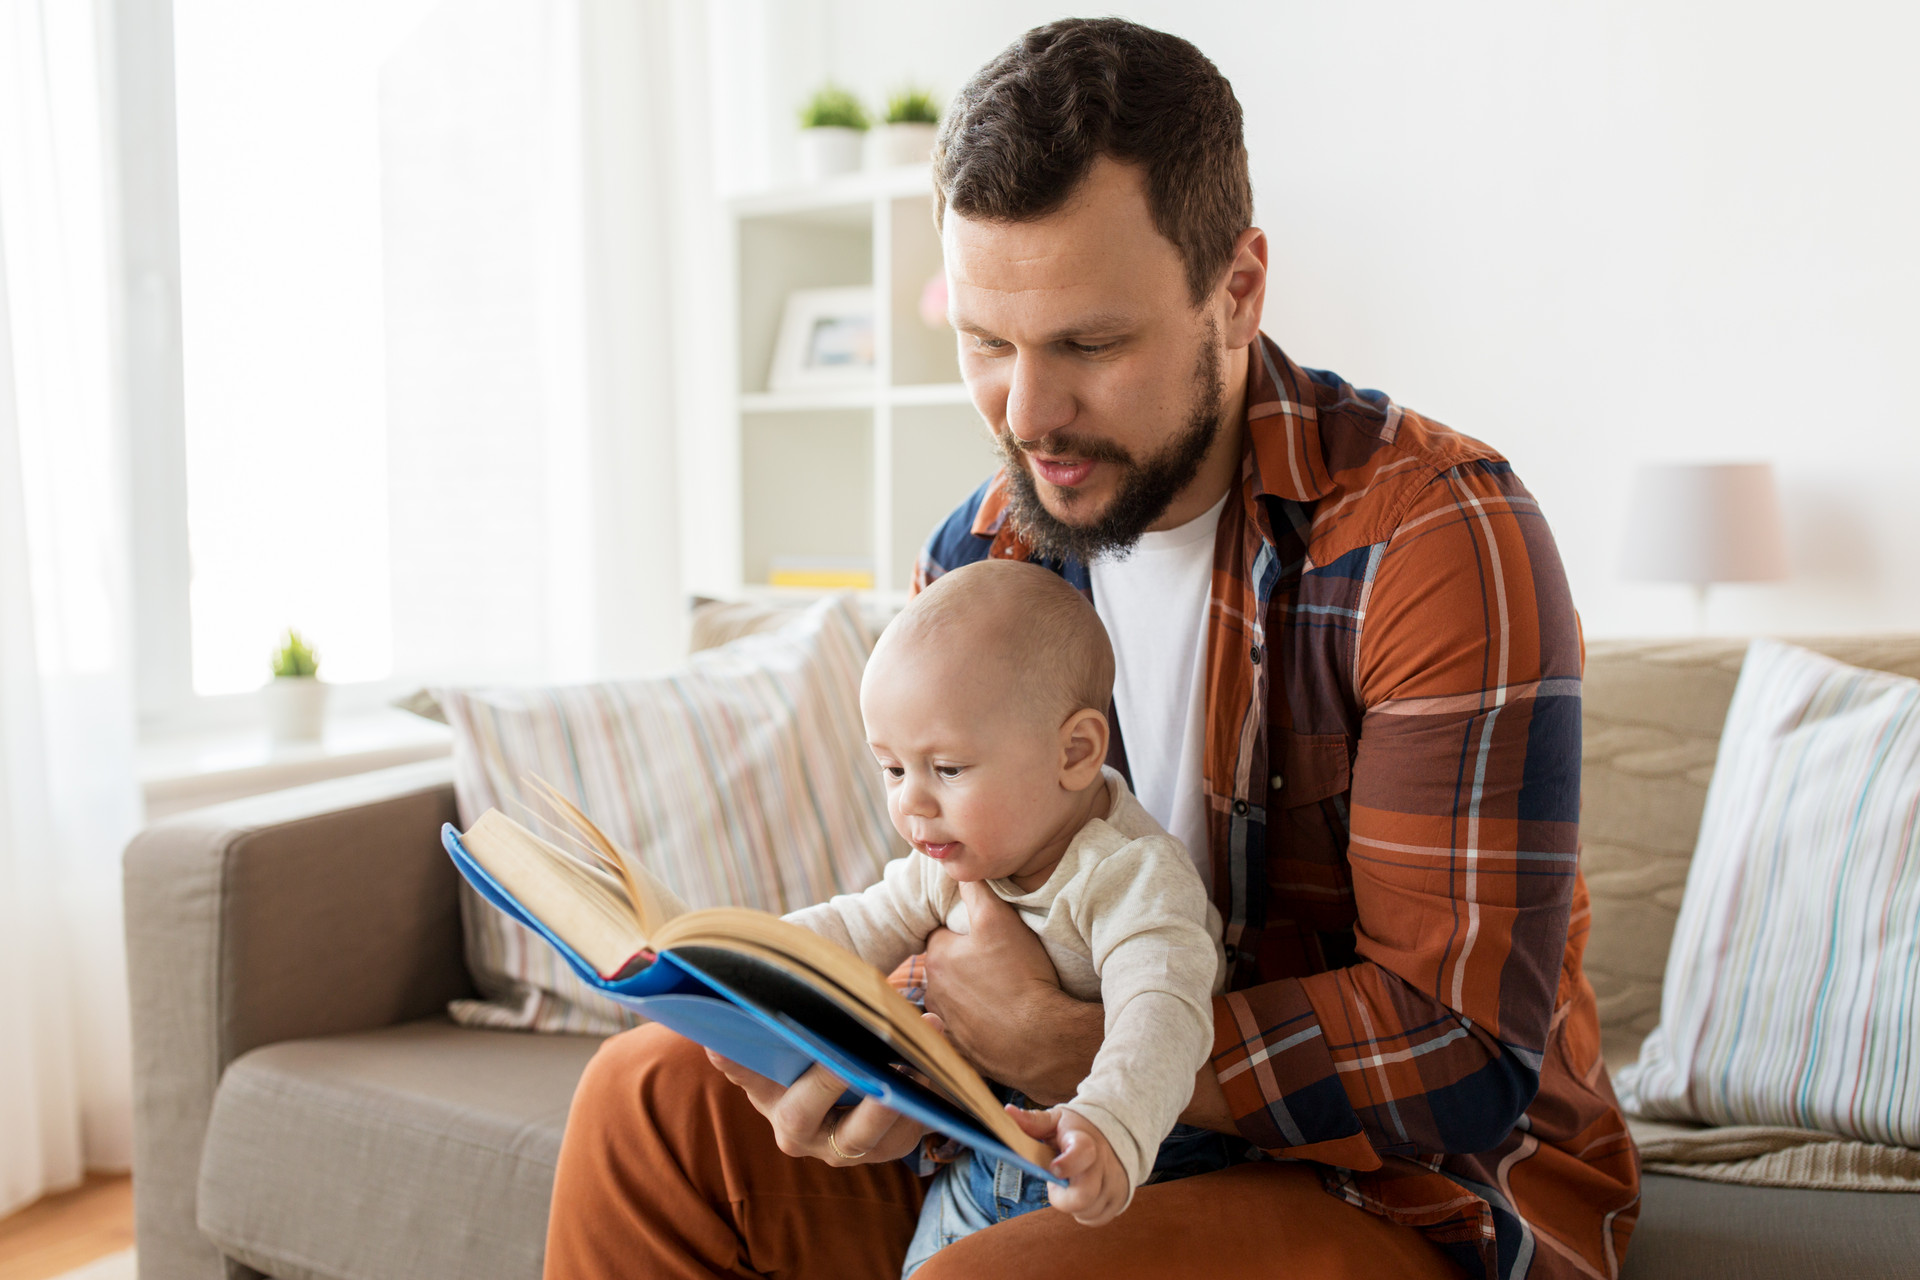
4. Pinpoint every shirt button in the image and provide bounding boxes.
[1224,944,1238,962]
[1270,774,1285,791]
[1232,799,1249,817]
[1249,643,1264,664]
